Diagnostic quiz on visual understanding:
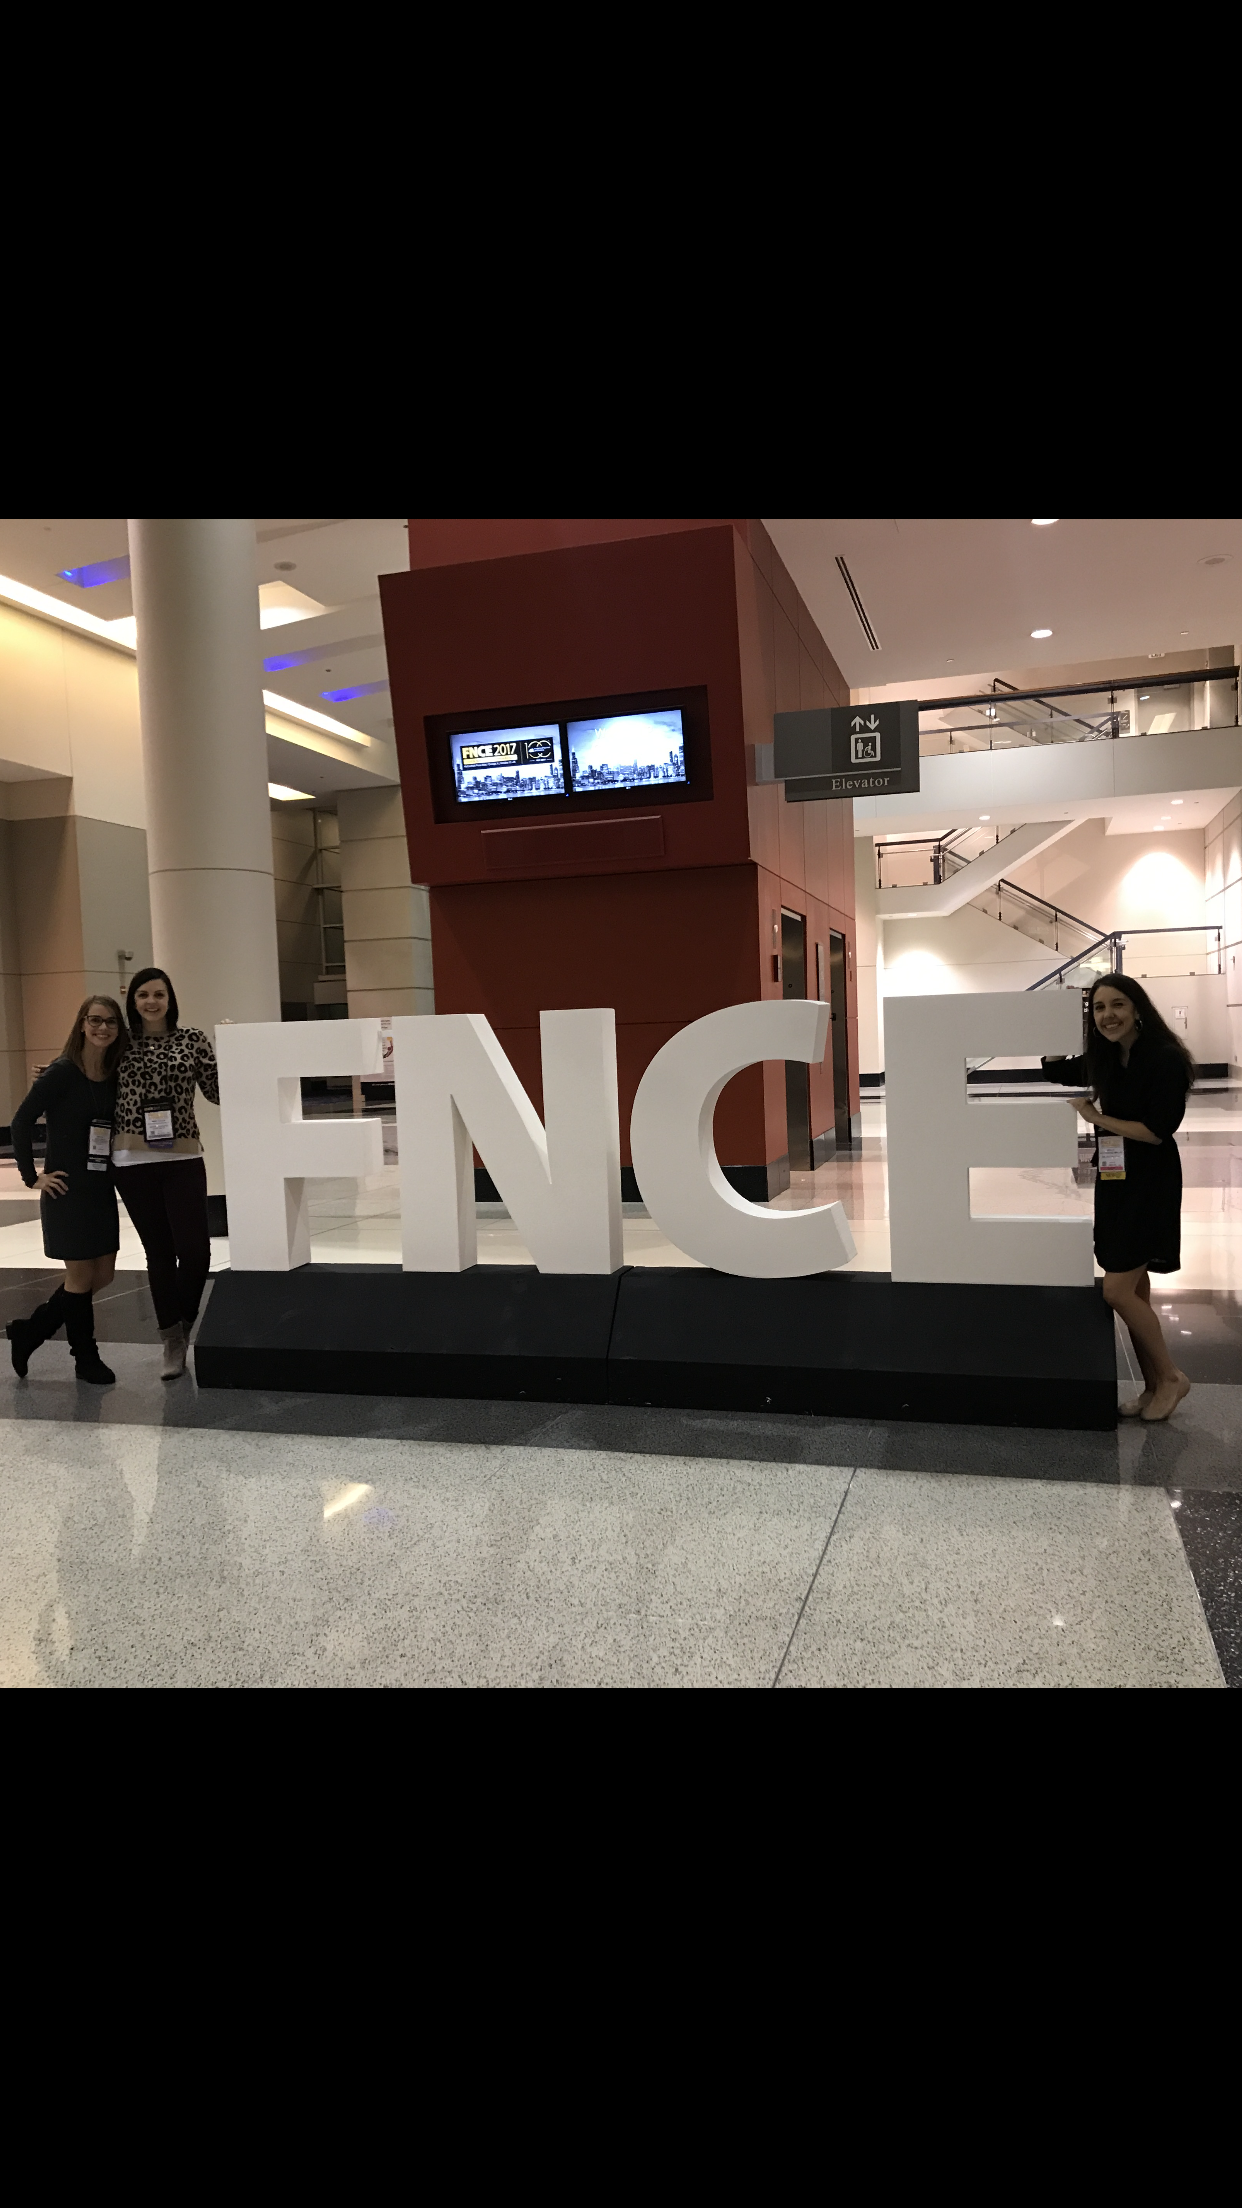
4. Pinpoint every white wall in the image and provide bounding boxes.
[854,837,882,1072]
[1004,816,1207,943]
[881,901,1054,1002]
[0,602,145,828]
[339,786,433,1019]
[1205,792,1242,1067]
